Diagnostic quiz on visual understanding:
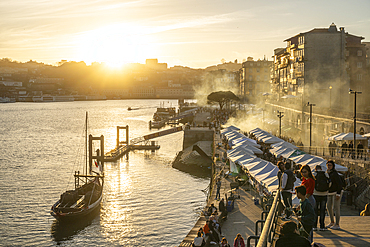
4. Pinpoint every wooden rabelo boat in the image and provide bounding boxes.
[50,112,104,221]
